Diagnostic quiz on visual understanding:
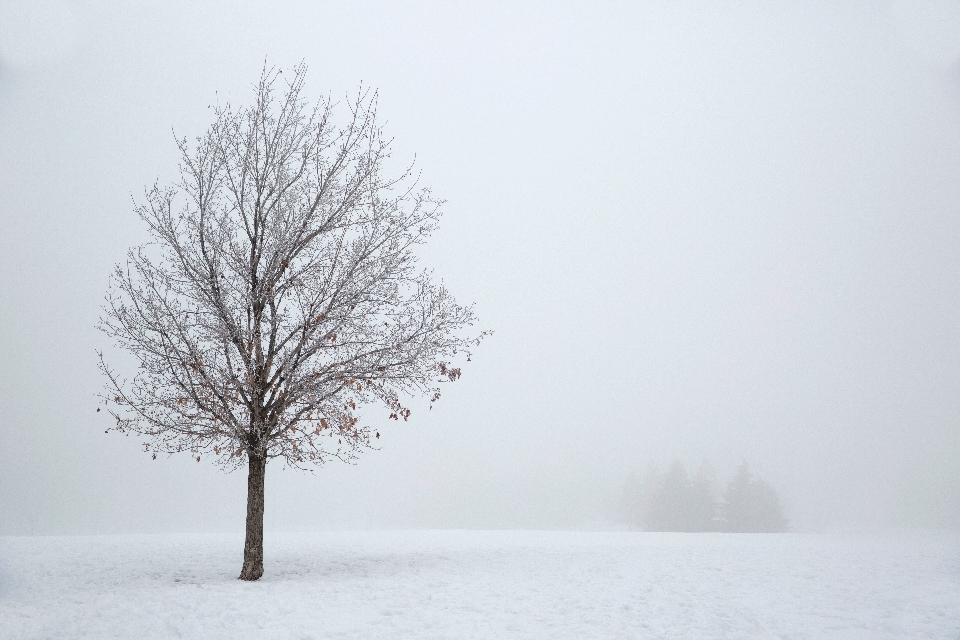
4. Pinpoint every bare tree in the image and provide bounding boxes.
[97,64,484,581]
